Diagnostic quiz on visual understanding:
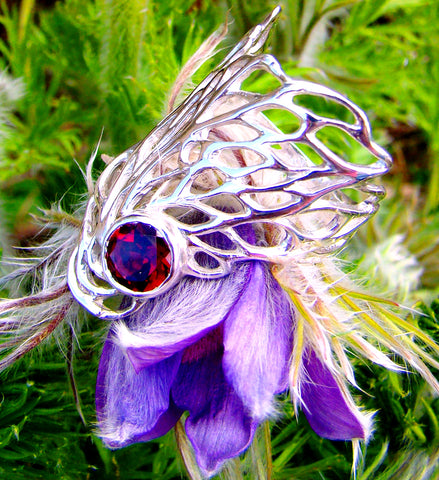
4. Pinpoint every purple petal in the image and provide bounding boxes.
[223,262,292,419]
[96,333,183,448]
[301,350,366,440]
[172,349,258,476]
[113,262,251,368]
